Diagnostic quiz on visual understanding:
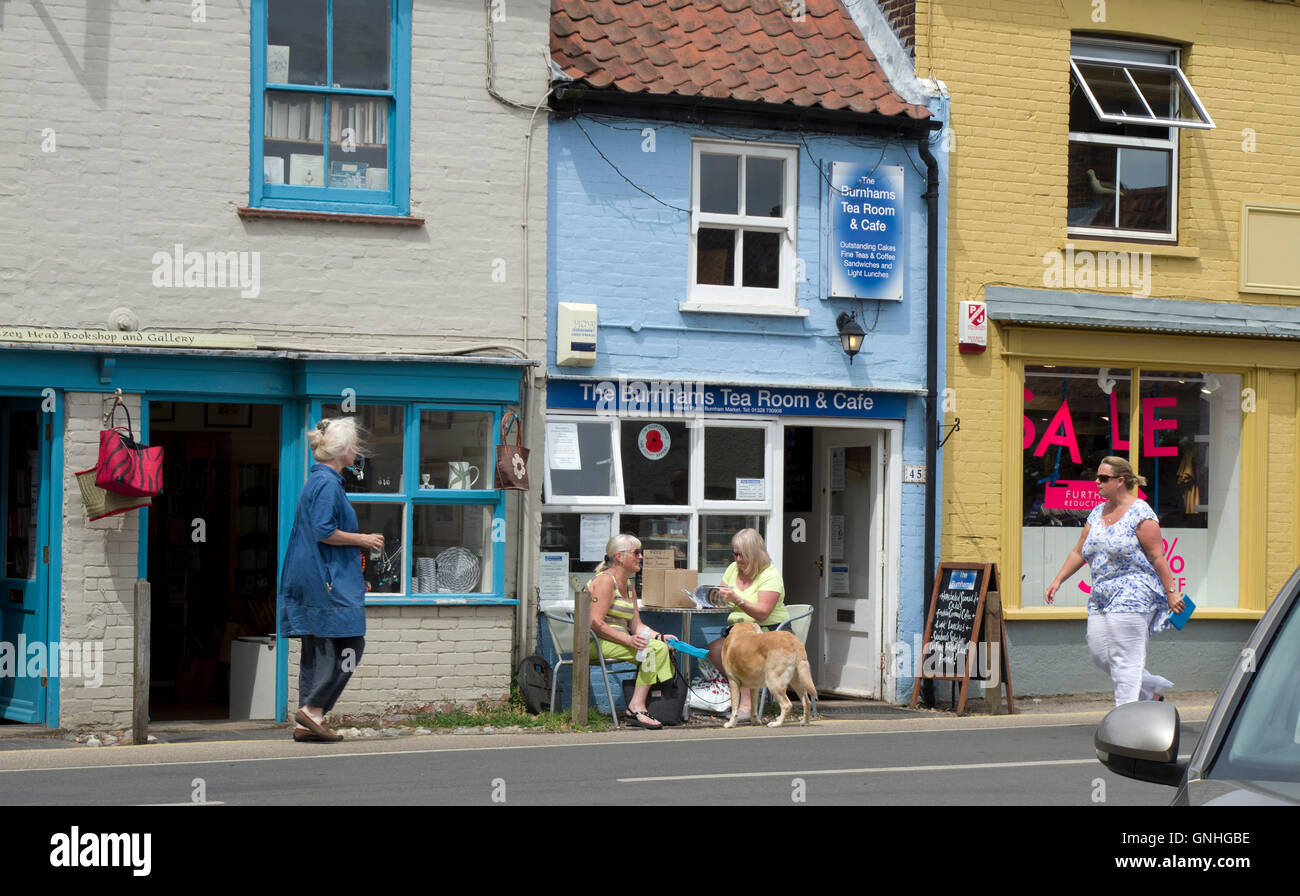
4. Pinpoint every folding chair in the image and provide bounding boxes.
[542,608,638,728]
[757,604,818,719]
